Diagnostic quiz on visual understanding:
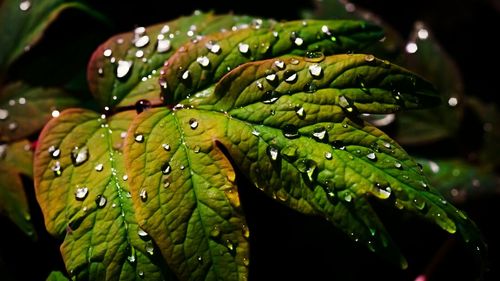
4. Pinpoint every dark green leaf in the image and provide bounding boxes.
[0,139,35,238]
[34,109,174,280]
[0,82,81,142]
[46,271,69,281]
[125,108,249,281]
[87,12,270,109]
[161,18,383,104]
[0,0,95,74]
